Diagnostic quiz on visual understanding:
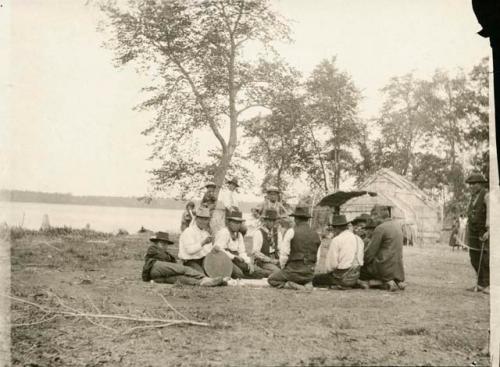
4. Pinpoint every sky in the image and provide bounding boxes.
[1,0,490,201]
